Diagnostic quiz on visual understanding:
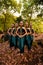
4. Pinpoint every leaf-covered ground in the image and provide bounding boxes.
[0,41,43,65]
